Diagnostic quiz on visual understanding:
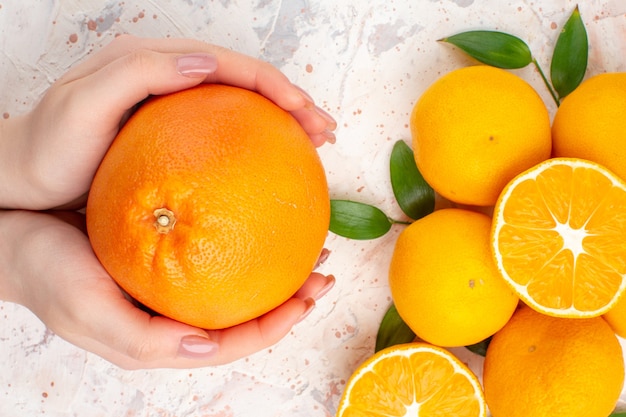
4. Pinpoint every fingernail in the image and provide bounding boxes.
[292,84,315,105]
[321,128,337,144]
[314,248,331,268]
[178,335,218,359]
[313,105,337,130]
[176,53,218,77]
[315,275,335,301]
[296,298,316,324]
